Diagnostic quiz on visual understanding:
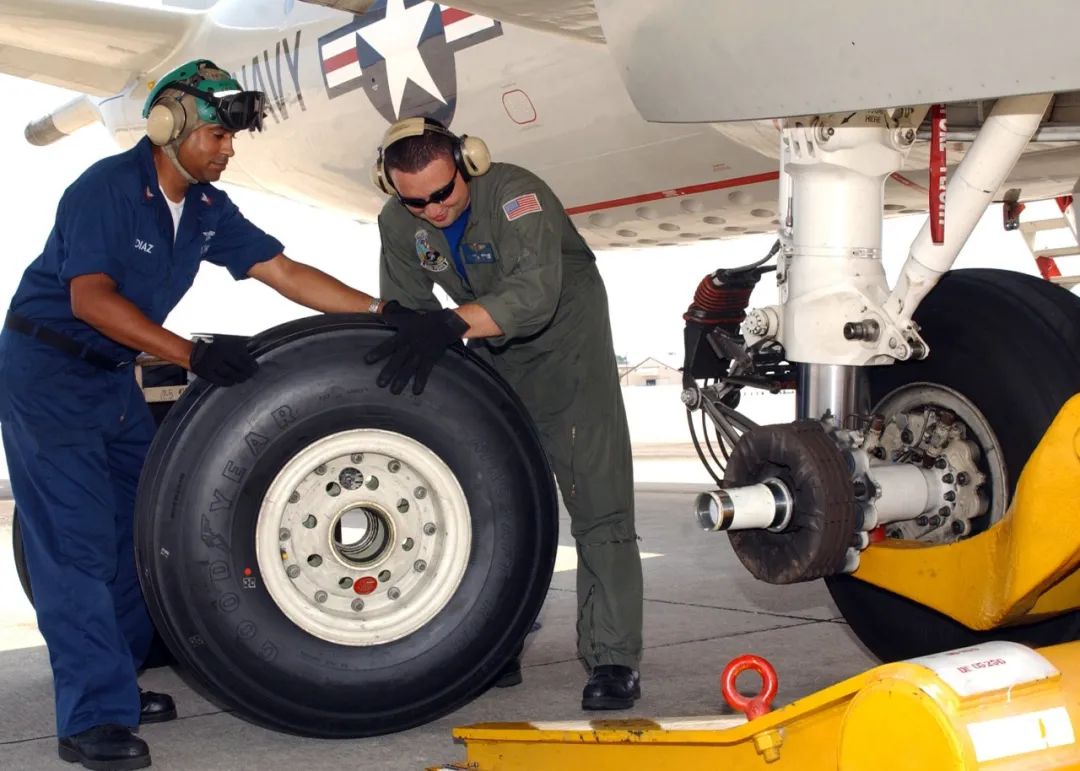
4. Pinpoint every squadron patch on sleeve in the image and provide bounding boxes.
[502,193,542,221]
[415,228,449,272]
